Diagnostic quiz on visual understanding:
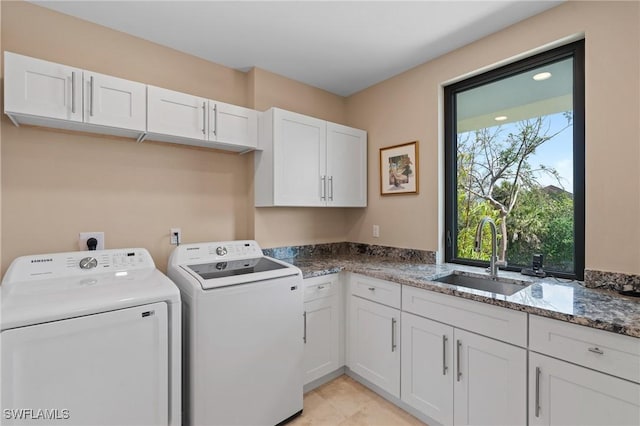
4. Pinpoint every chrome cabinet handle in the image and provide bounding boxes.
[456,340,462,381]
[89,75,95,117]
[316,285,325,290]
[535,366,541,417]
[303,311,307,344]
[71,72,76,114]
[391,318,397,352]
[442,335,448,375]
[368,287,375,291]
[328,176,334,201]
[202,102,206,135]
[588,347,604,355]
